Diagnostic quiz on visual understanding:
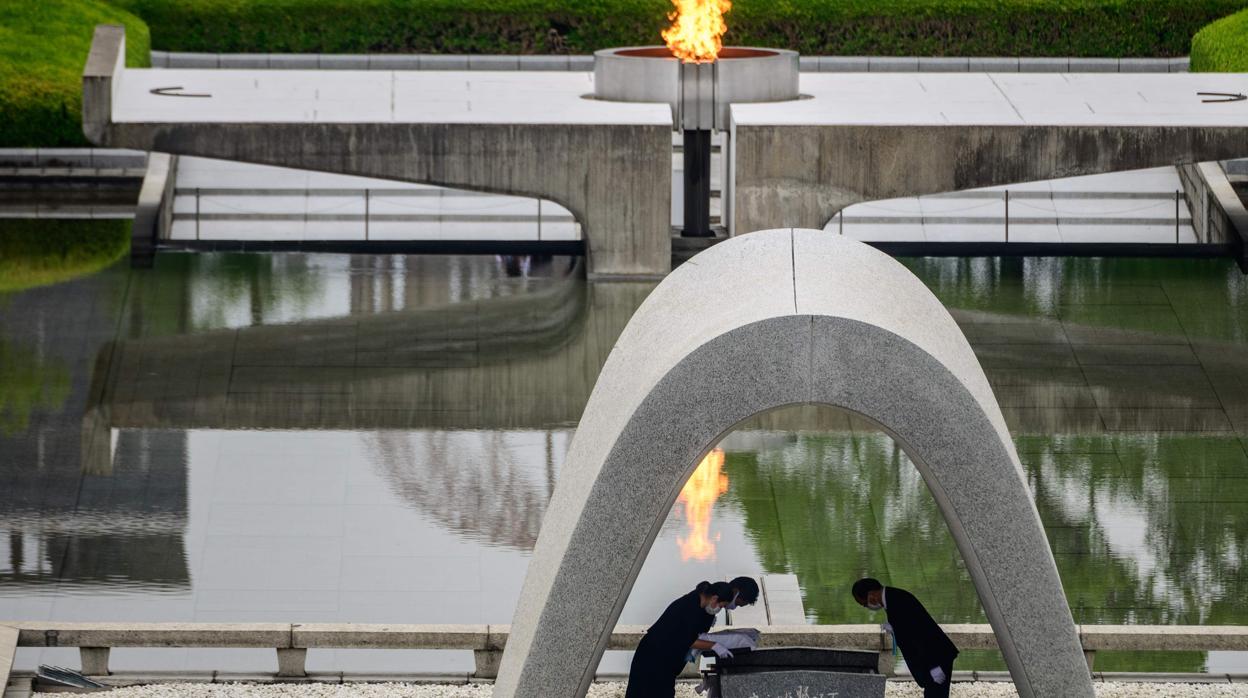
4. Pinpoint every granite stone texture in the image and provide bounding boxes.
[0,625,17,694]
[719,670,886,698]
[494,230,1092,698]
